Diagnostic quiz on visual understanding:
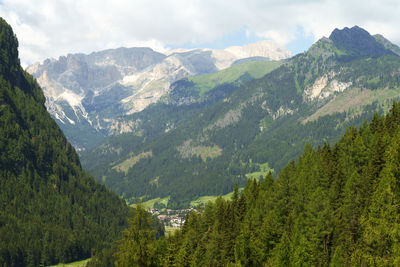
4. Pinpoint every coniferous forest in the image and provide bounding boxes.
[0,18,130,266]
[101,103,400,266]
